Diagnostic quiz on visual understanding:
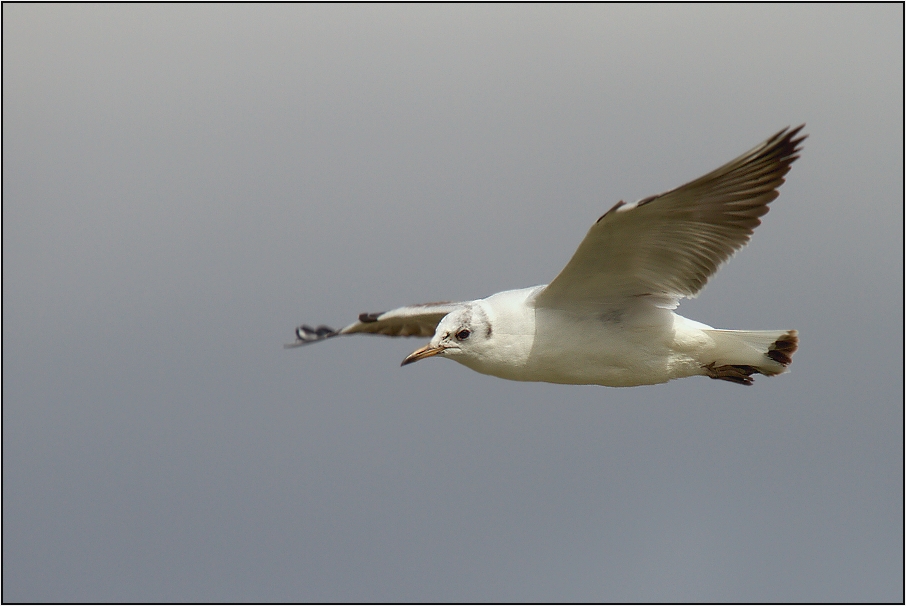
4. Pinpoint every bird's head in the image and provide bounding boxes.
[401,305,491,367]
